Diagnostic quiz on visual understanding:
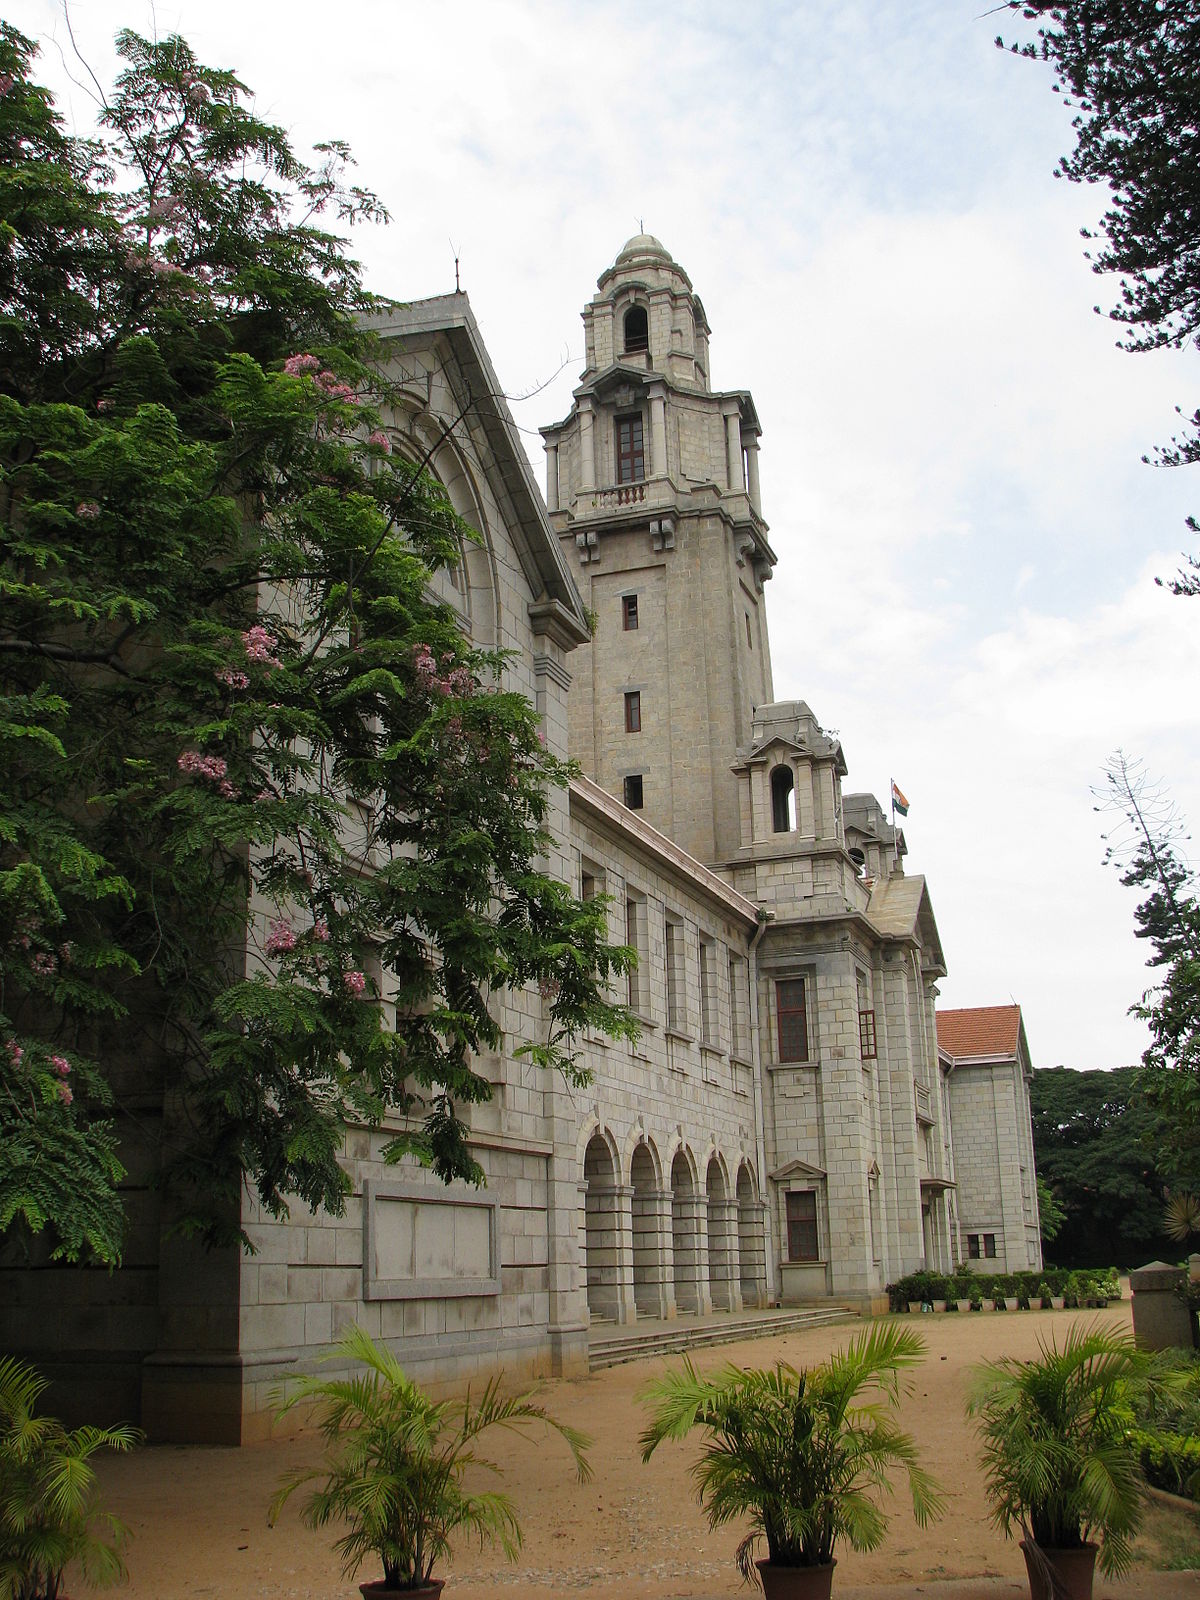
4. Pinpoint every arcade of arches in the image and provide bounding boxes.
[580,1131,767,1323]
